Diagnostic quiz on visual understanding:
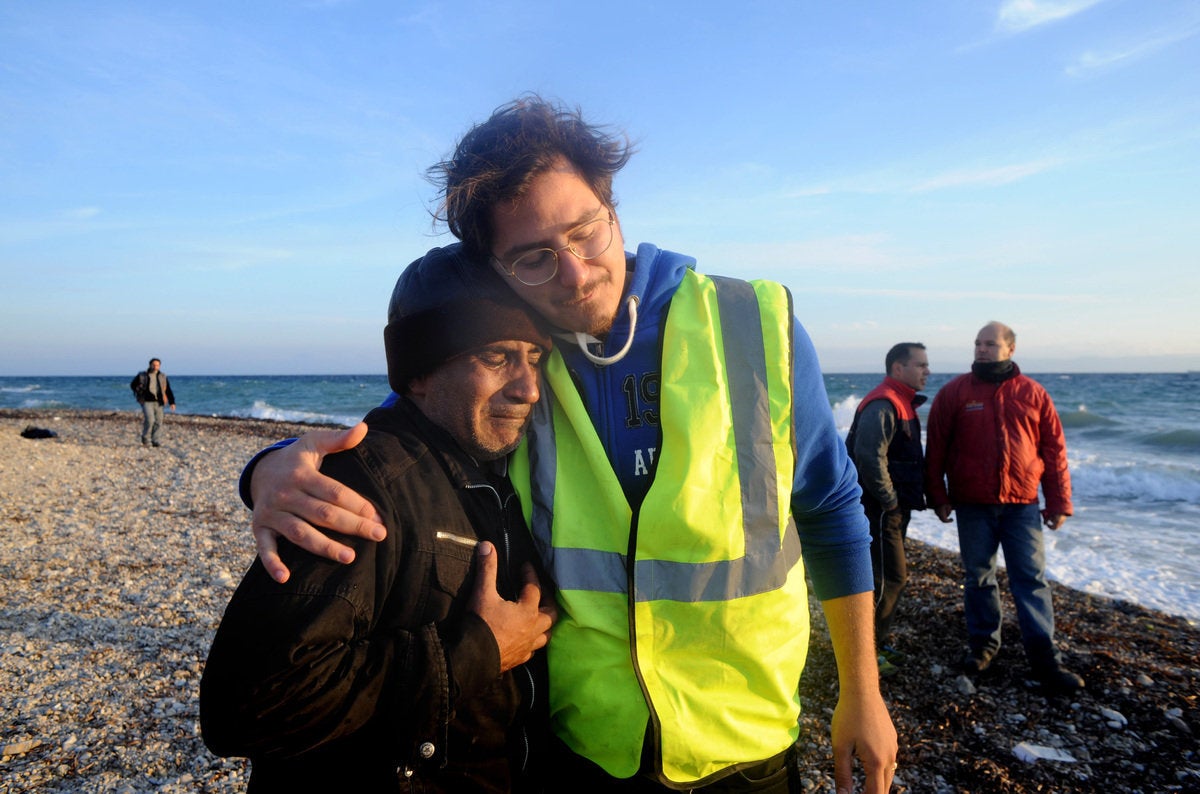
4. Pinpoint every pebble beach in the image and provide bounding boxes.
[1,409,1197,793]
